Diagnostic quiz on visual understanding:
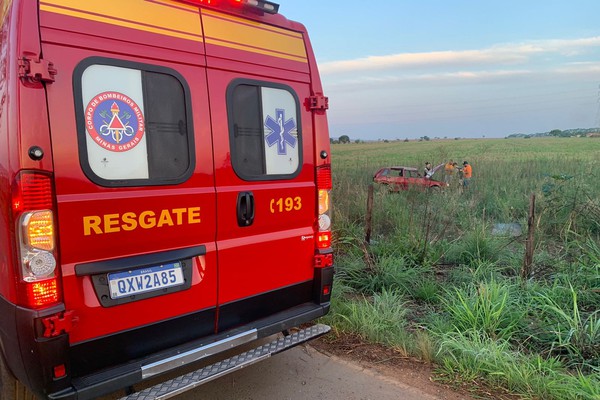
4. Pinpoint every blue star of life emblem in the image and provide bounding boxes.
[264,109,297,155]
